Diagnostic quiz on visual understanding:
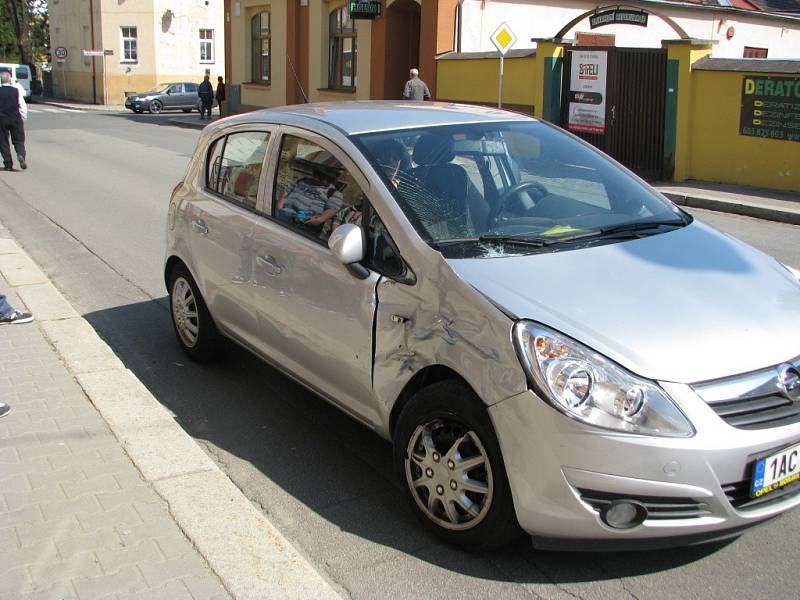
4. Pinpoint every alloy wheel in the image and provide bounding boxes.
[150,100,163,114]
[171,277,199,348]
[404,418,494,531]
